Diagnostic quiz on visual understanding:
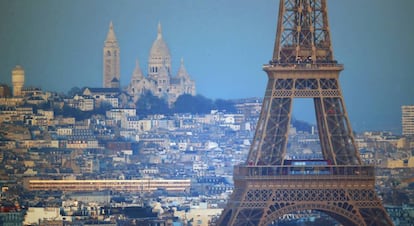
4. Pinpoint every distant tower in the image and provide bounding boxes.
[103,21,120,88]
[110,77,120,89]
[402,106,414,136]
[216,0,393,225]
[12,65,25,97]
[148,22,171,79]
[0,84,11,98]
